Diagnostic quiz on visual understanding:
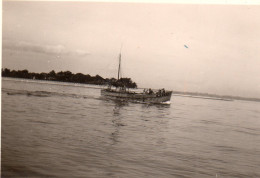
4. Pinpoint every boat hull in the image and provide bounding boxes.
[101,89,172,103]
